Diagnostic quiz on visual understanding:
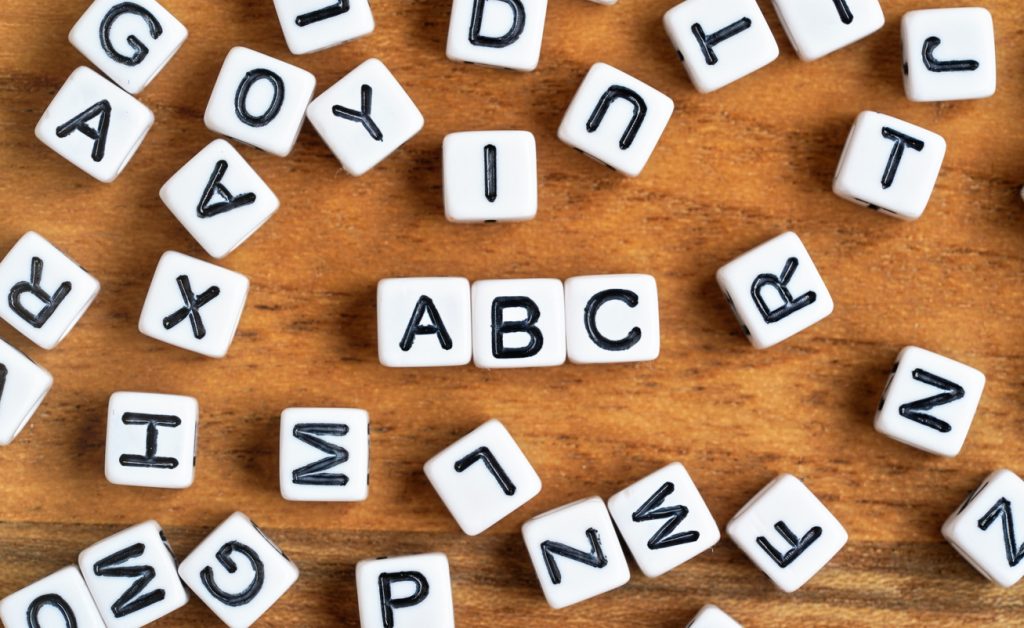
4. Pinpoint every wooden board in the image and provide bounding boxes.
[1,0,1023,625]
